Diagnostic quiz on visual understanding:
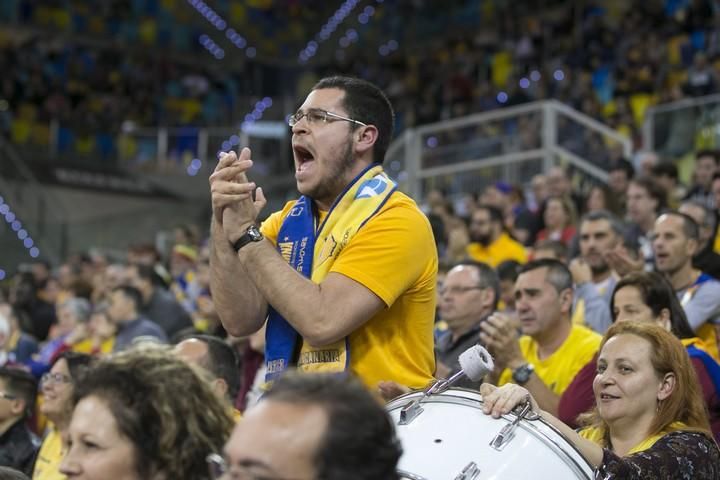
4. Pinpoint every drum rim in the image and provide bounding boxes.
[386,387,594,479]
